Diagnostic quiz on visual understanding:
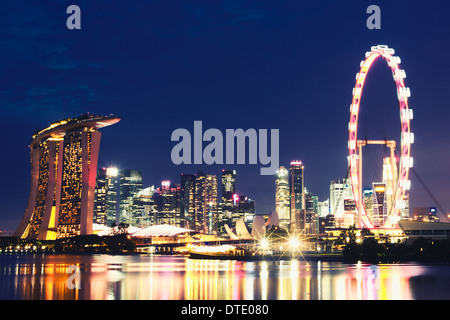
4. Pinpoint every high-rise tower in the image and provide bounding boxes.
[194,171,218,234]
[220,170,236,232]
[180,173,196,229]
[221,170,236,204]
[94,167,119,227]
[275,166,290,230]
[94,168,108,225]
[289,160,305,234]
[119,169,143,225]
[14,114,120,239]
